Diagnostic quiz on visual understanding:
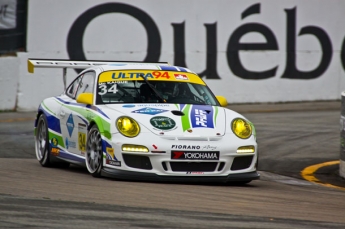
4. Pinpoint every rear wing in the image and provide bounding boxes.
[27,58,169,89]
